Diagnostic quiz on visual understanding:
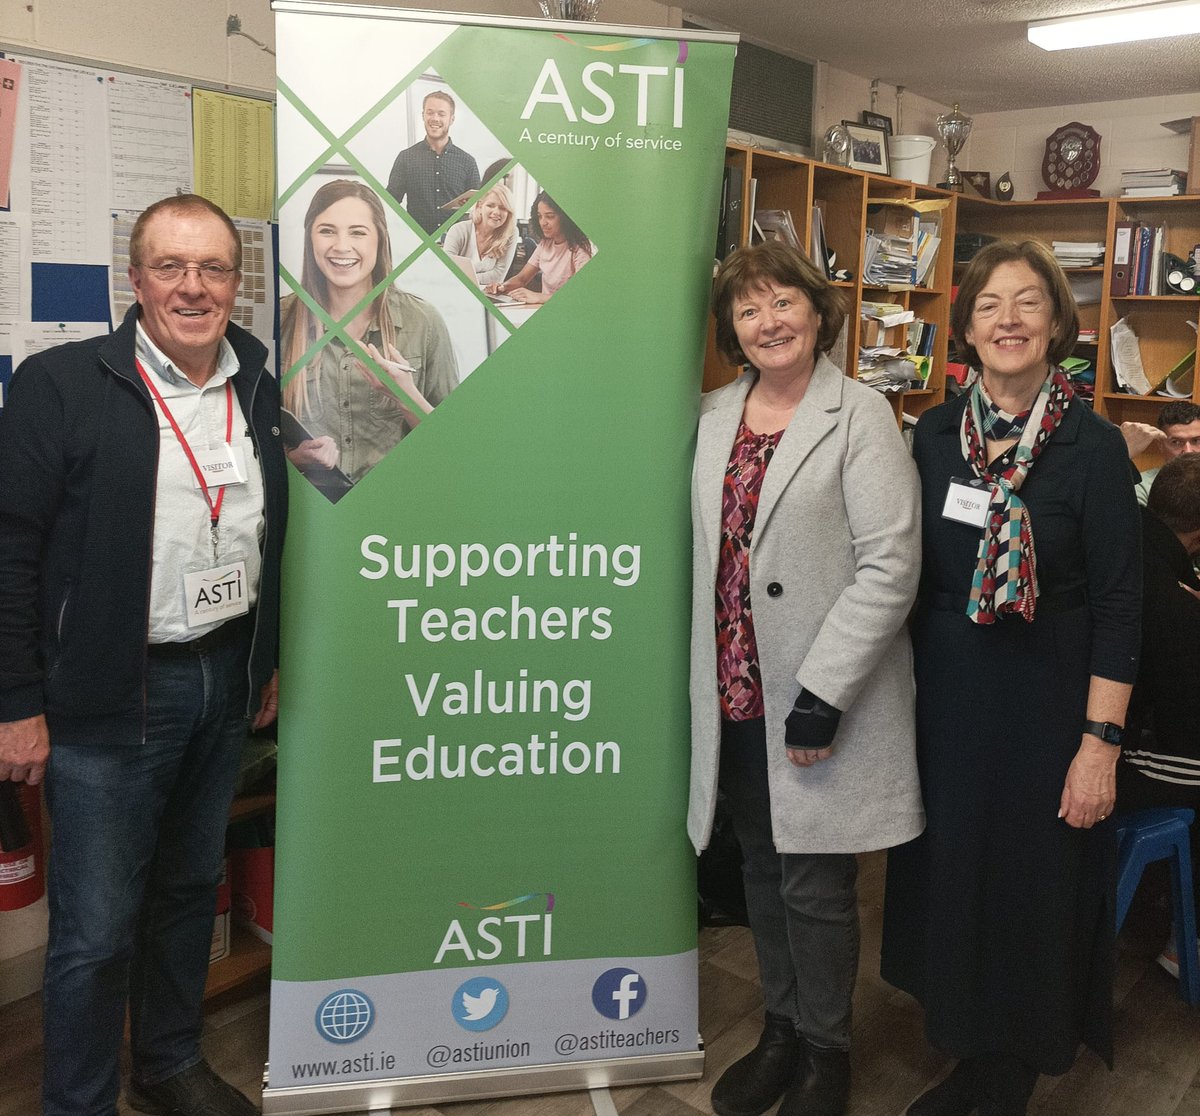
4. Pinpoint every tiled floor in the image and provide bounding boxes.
[3,851,1199,1115]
